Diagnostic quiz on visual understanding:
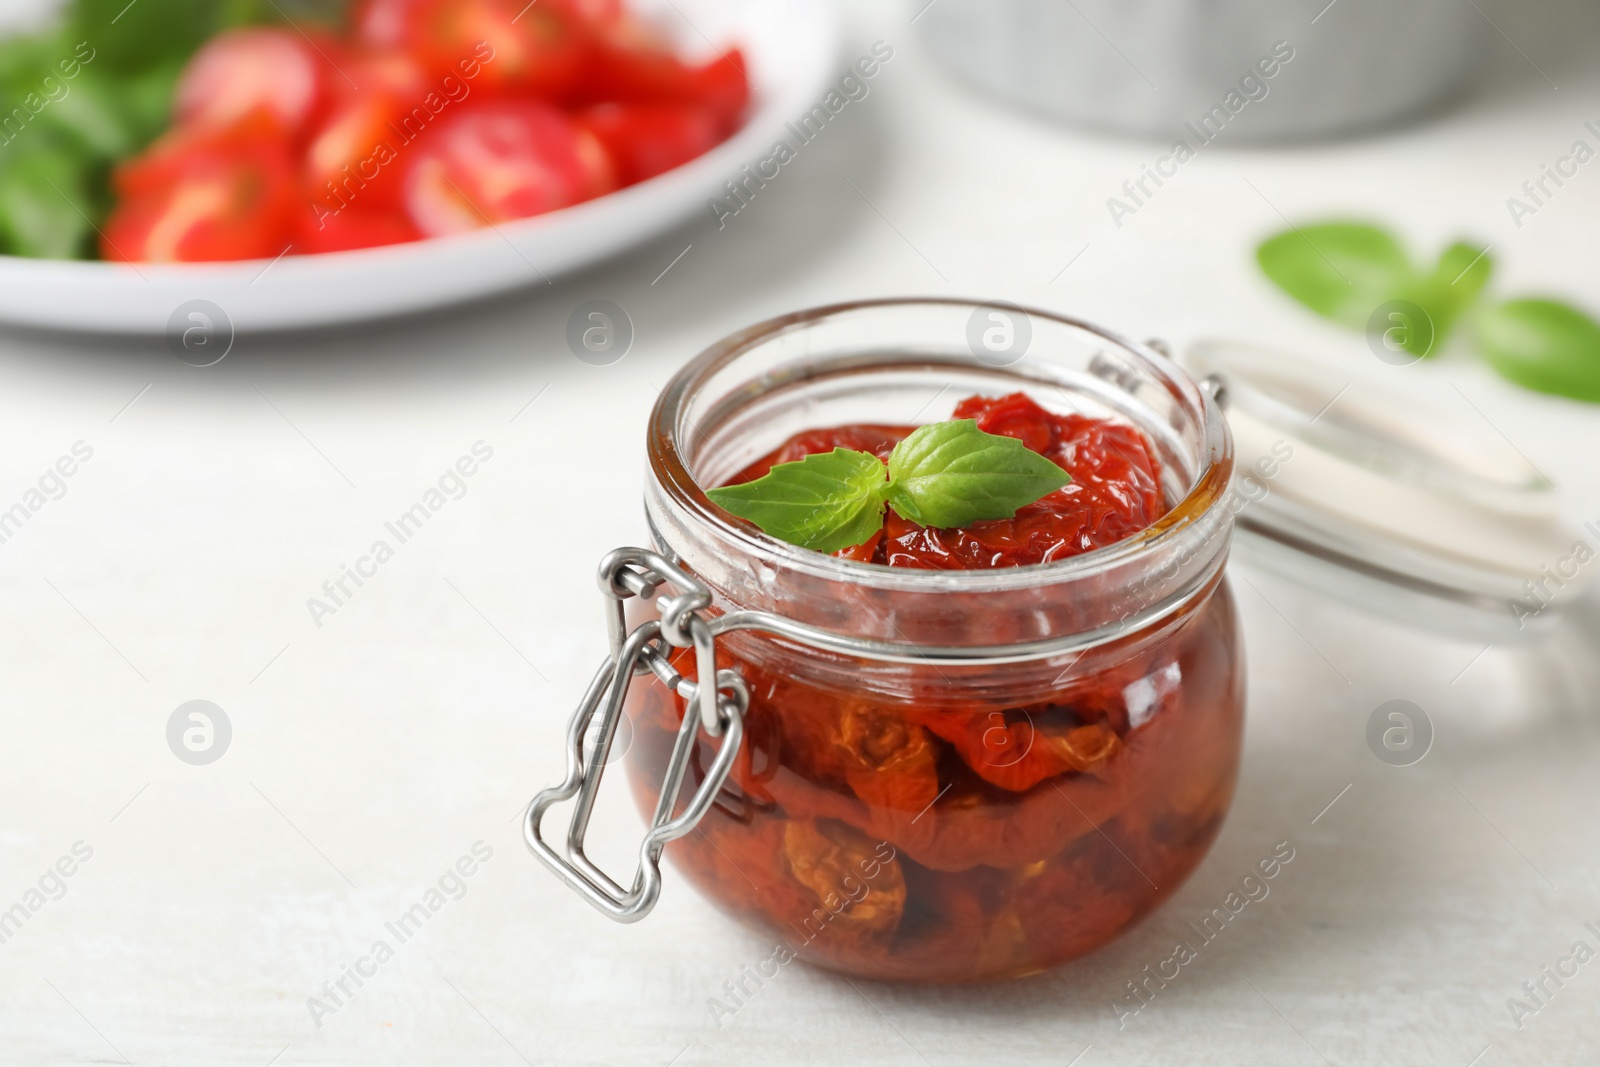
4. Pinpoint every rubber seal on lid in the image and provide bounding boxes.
[1181,339,1589,637]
